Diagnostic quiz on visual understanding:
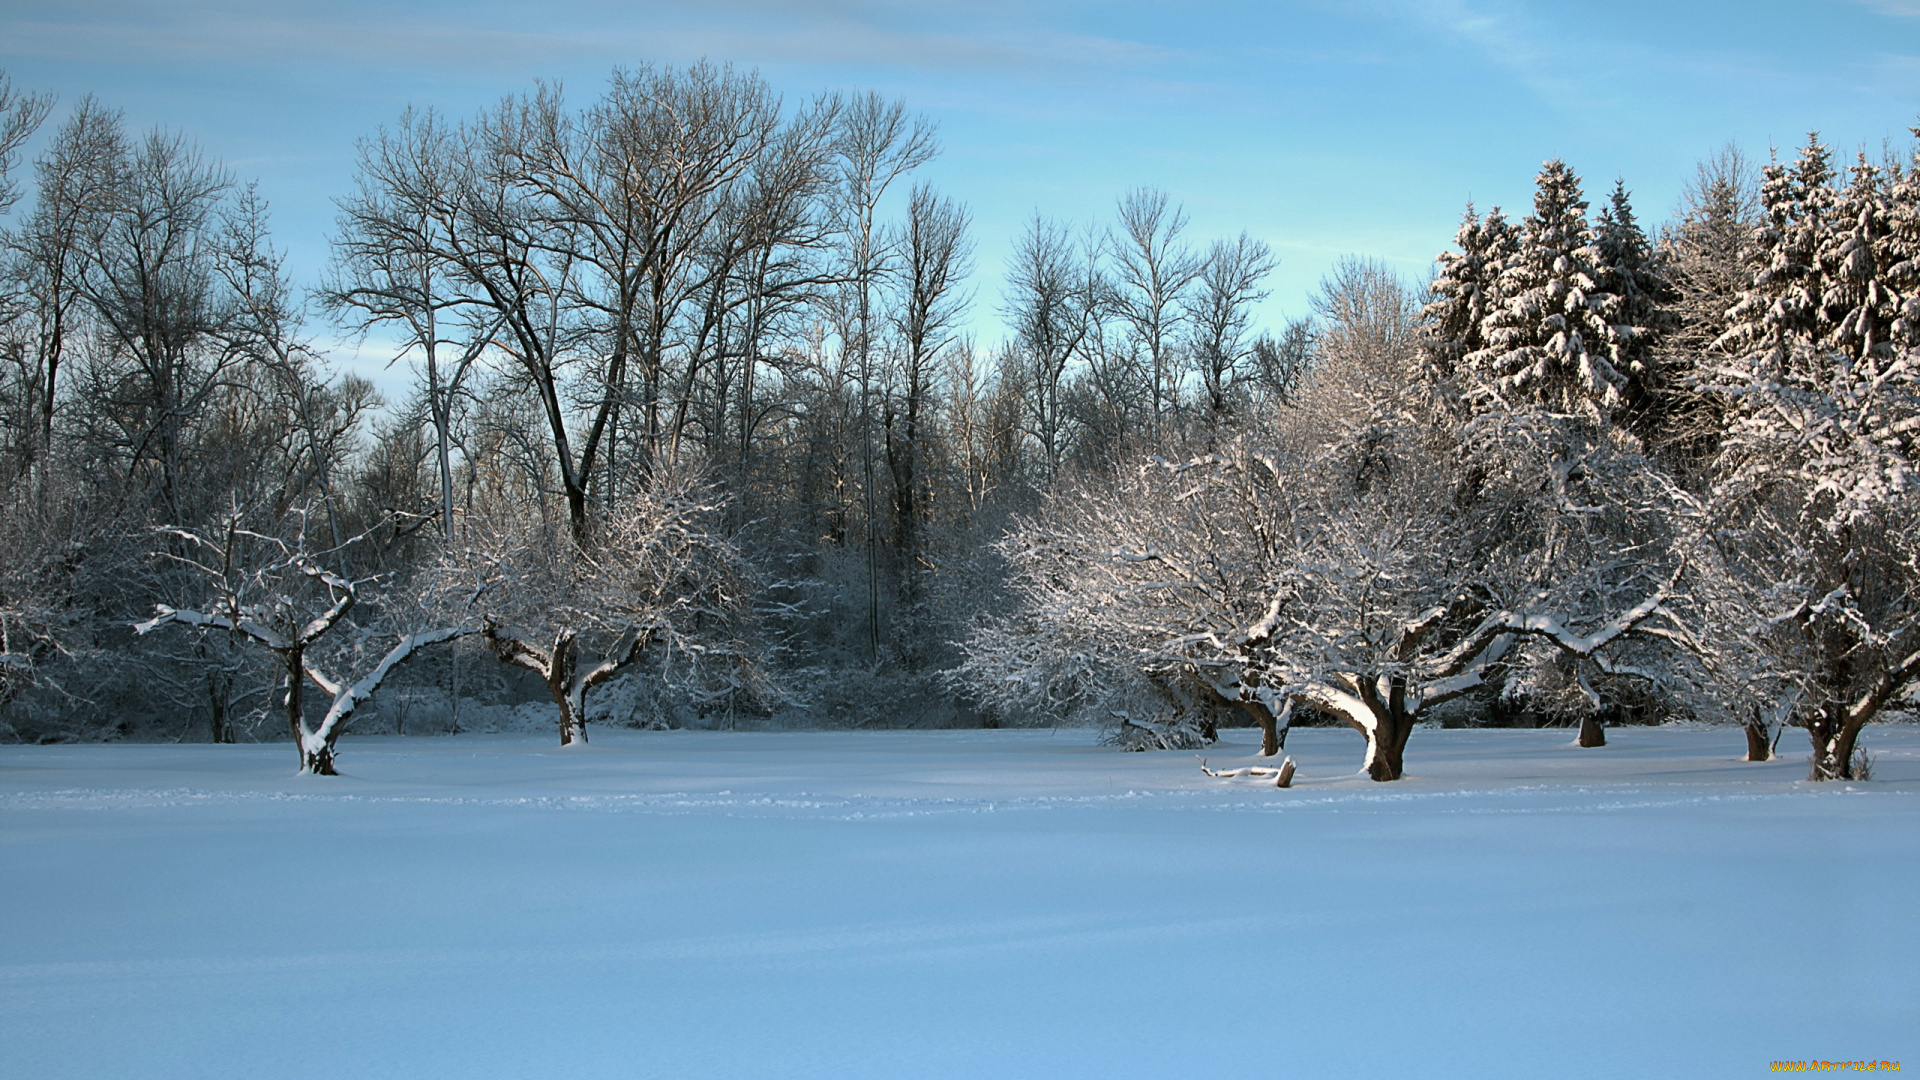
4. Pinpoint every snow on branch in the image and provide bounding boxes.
[304,625,476,748]
[135,605,291,651]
